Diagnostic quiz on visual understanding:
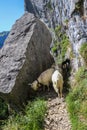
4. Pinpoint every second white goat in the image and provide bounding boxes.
[52,70,63,98]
